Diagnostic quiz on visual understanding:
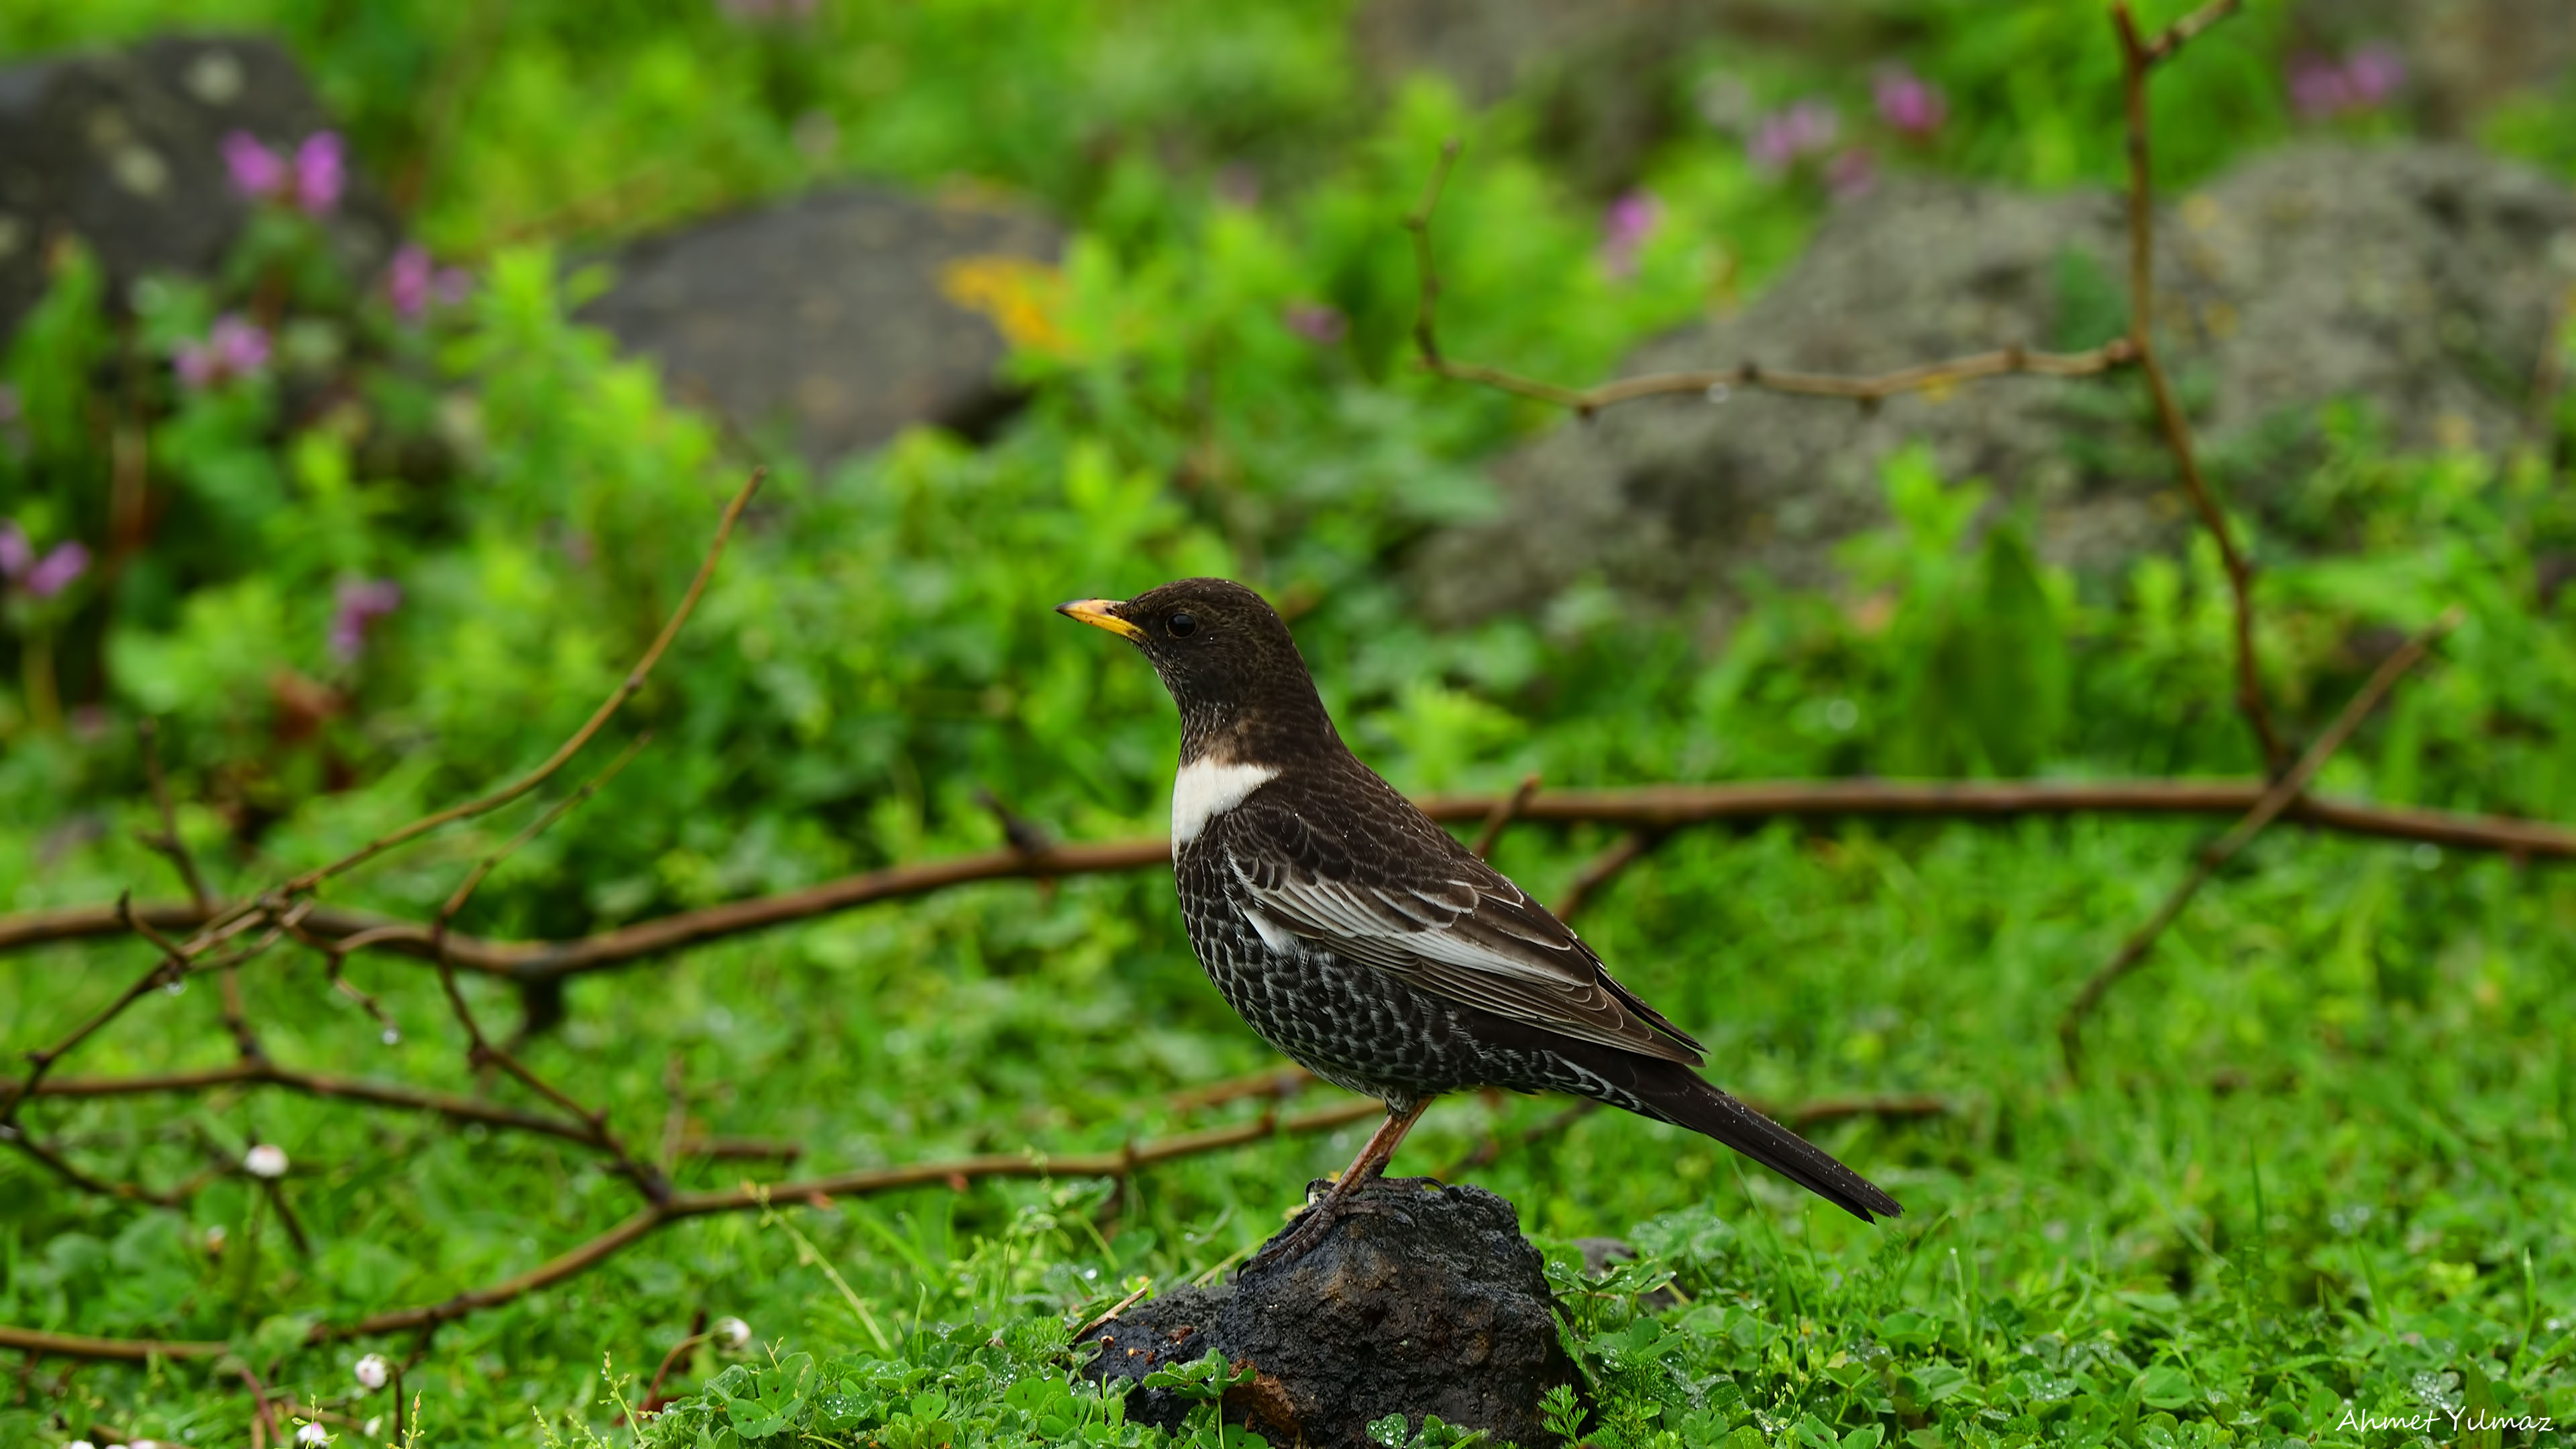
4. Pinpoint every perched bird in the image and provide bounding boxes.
[1060,578,1900,1263]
